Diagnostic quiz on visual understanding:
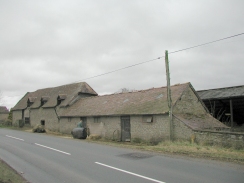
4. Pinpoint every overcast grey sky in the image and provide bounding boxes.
[1,0,244,109]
